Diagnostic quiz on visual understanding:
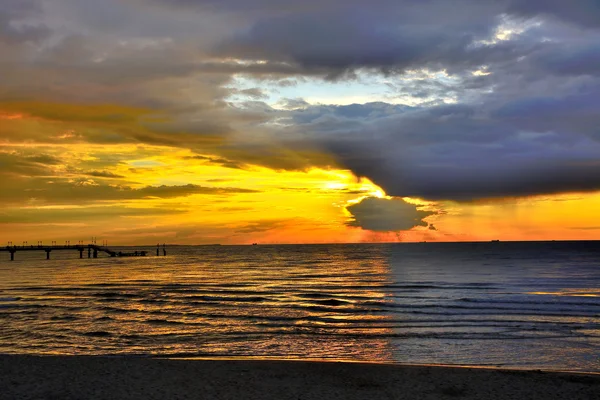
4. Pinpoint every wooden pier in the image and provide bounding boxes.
[0,244,155,261]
